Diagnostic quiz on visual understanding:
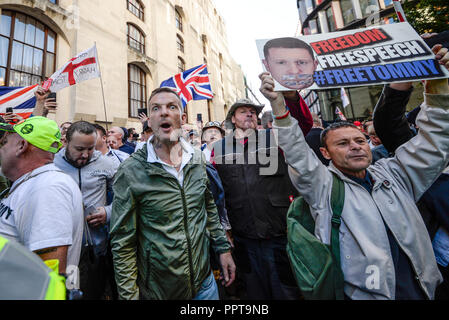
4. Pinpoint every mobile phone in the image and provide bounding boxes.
[48,92,56,100]
[6,107,13,113]
[197,113,202,122]
[84,205,97,218]
[138,108,148,116]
